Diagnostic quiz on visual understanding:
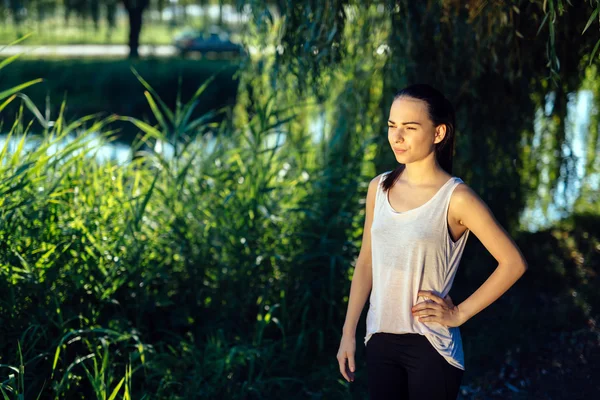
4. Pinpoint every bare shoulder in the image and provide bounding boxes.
[449,180,528,268]
[369,172,386,188]
[448,181,490,226]
[365,172,387,208]
[451,181,481,203]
